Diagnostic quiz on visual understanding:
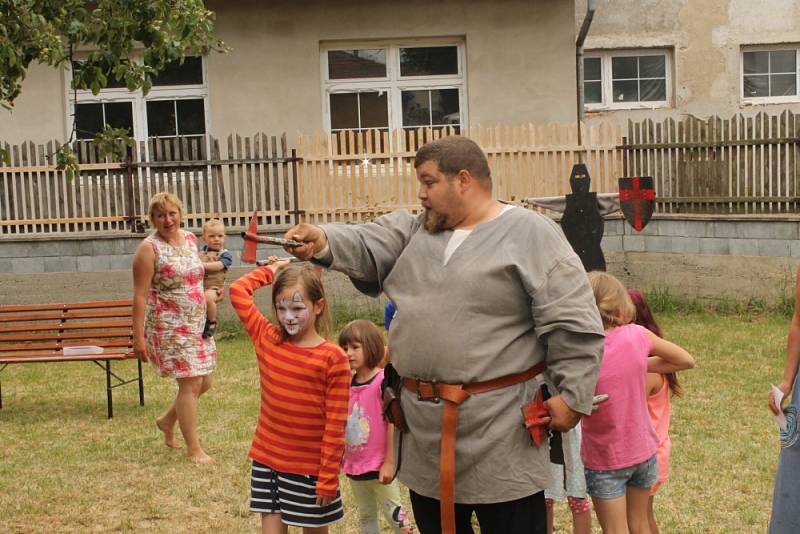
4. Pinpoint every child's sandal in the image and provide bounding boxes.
[202,320,217,339]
